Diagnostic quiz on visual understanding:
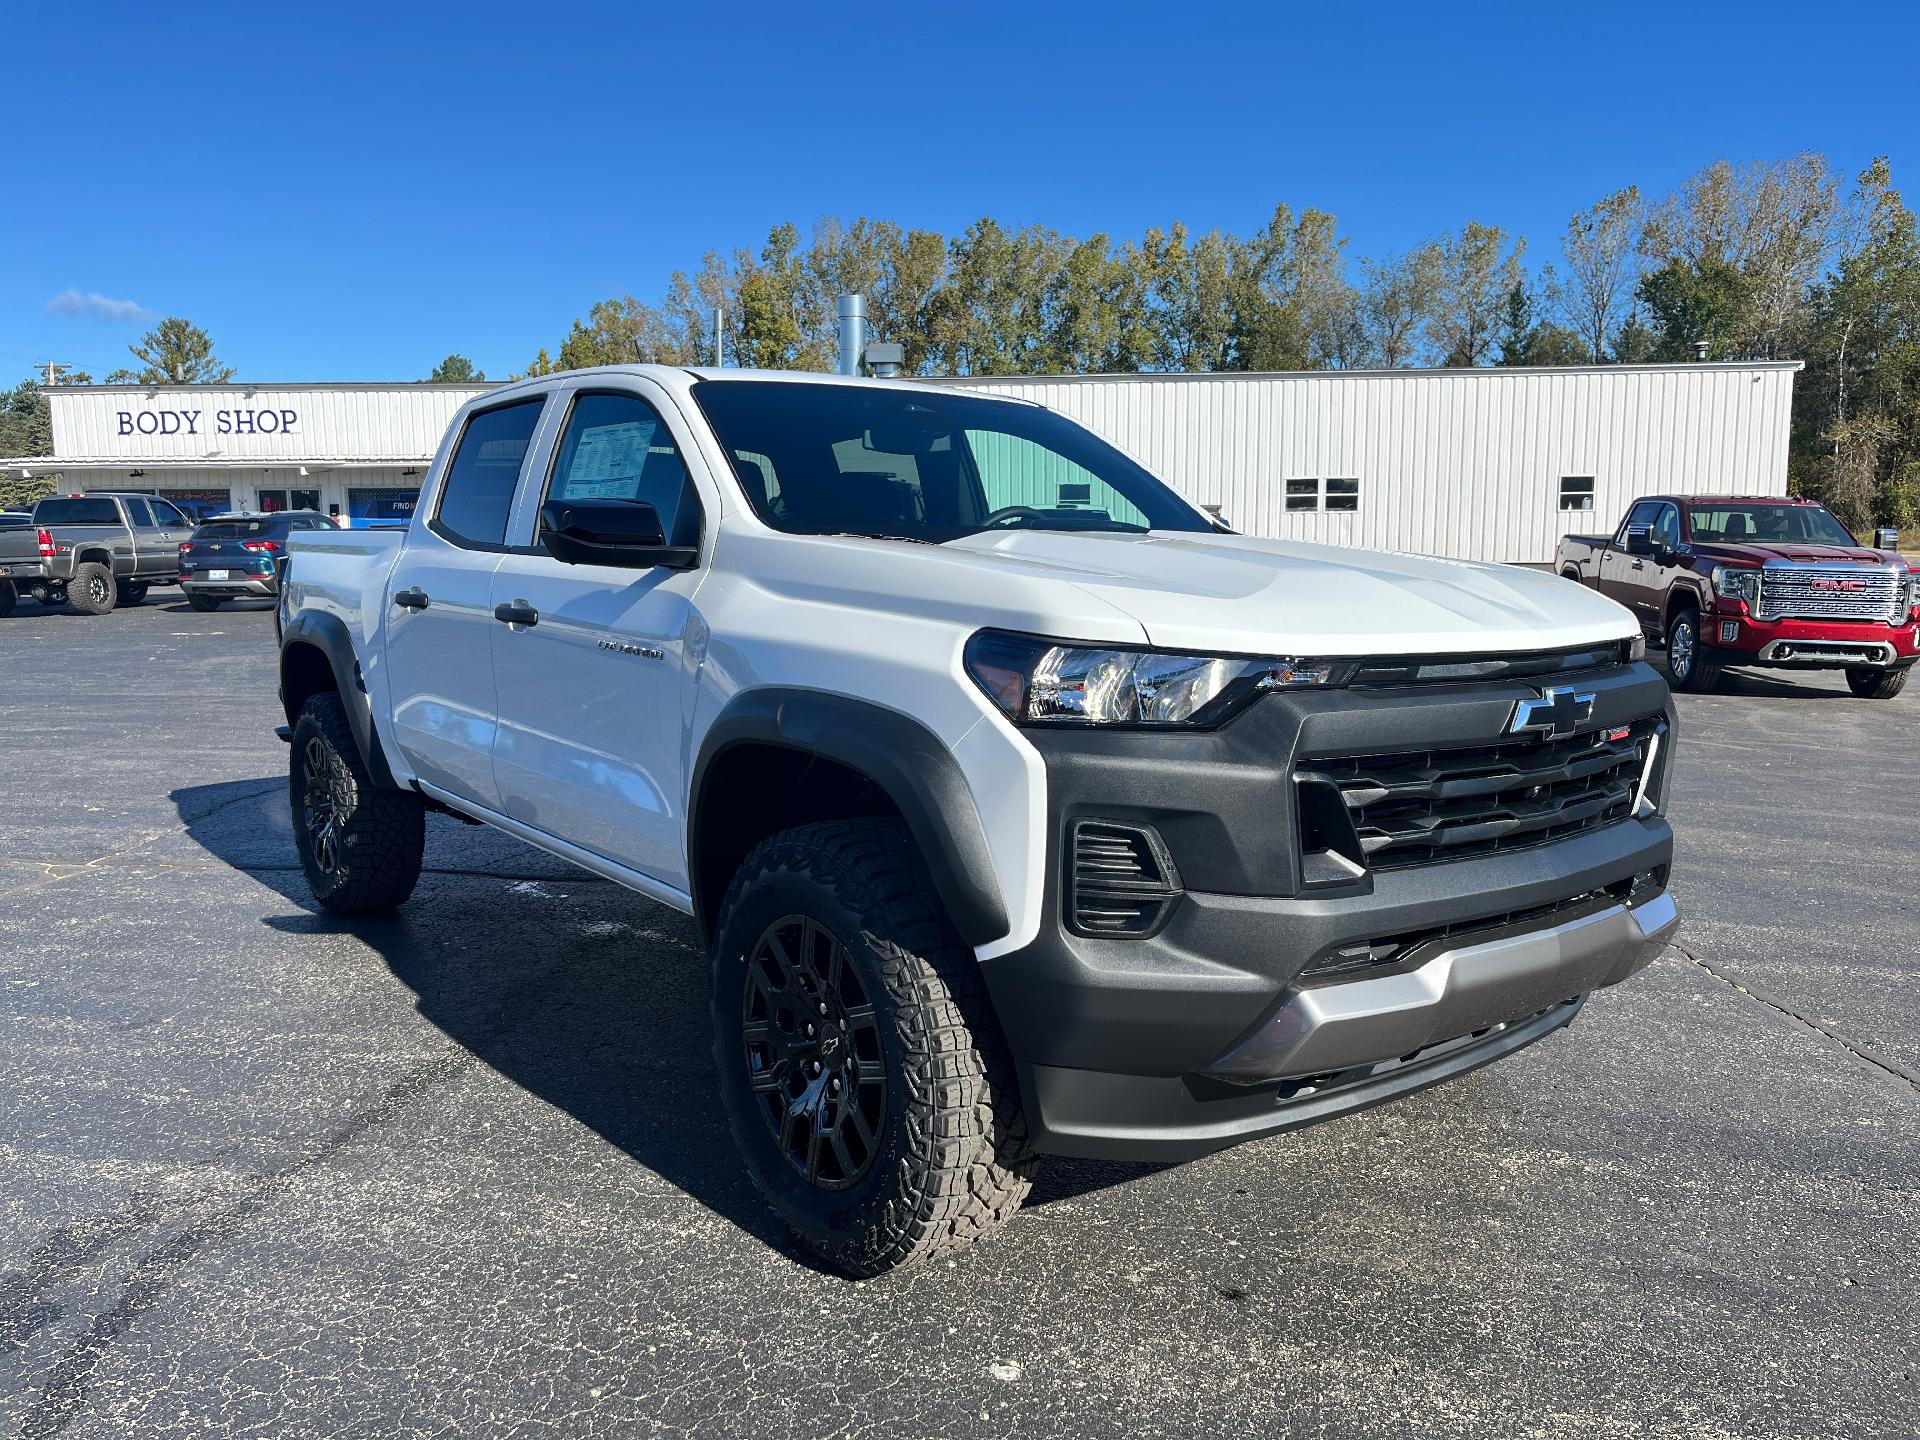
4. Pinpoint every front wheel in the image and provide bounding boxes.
[187,593,223,612]
[289,692,426,915]
[1665,611,1720,692]
[1846,666,1910,699]
[67,562,117,615]
[710,818,1037,1277]
[117,581,150,606]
